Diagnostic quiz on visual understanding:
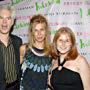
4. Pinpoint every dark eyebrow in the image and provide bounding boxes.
[0,16,12,19]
